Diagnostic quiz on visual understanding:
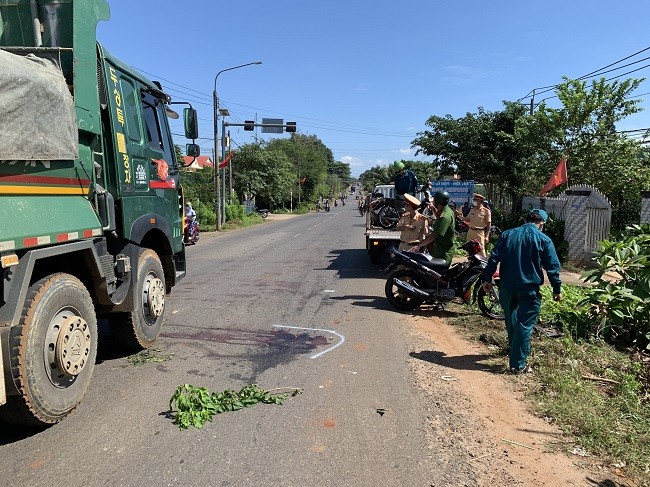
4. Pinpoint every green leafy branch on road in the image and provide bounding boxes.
[124,348,174,367]
[169,384,303,430]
